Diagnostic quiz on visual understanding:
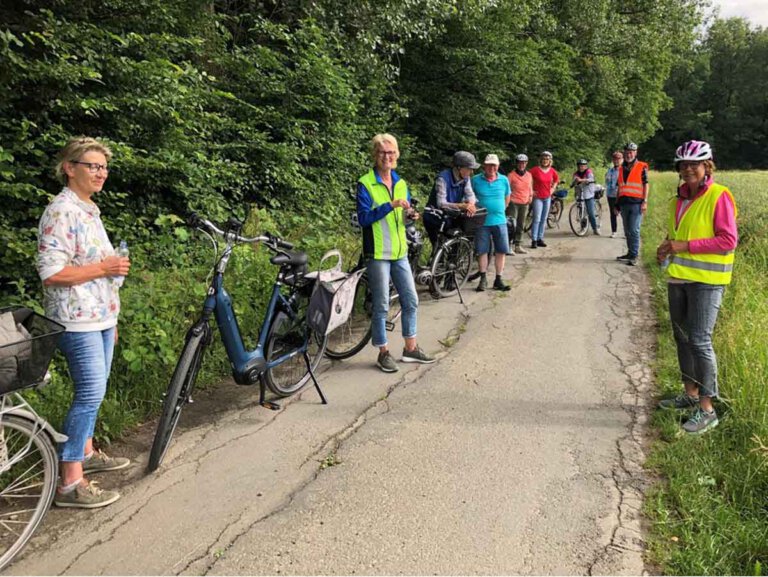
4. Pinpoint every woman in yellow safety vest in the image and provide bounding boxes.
[356,134,436,373]
[656,140,738,435]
